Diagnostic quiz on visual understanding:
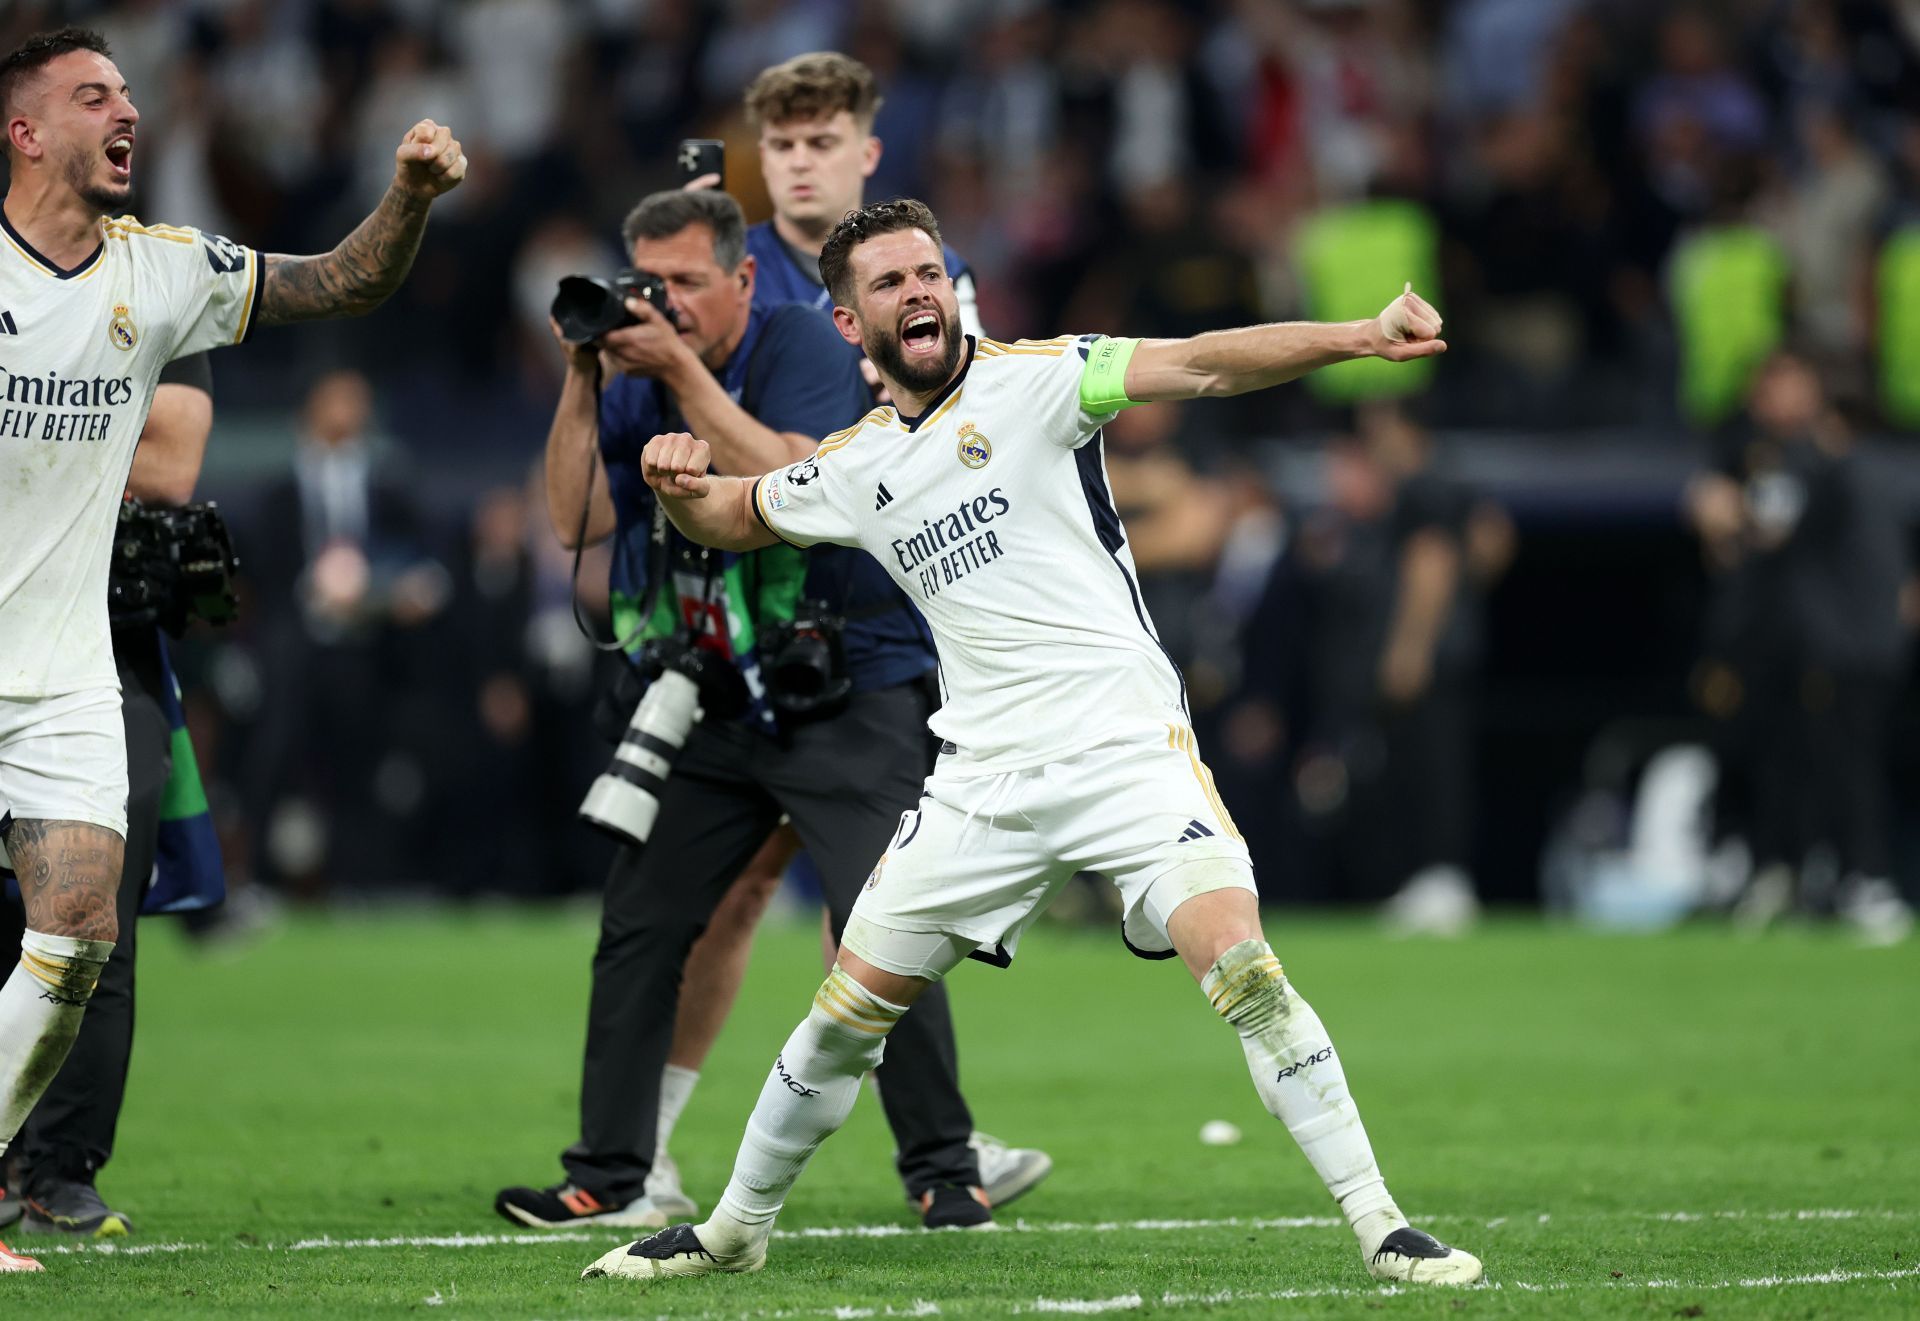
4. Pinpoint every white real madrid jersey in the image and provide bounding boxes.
[0,211,260,697]
[753,335,1187,771]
